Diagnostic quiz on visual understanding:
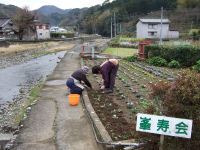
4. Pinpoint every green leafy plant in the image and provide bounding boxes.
[122,135,129,140]
[146,56,167,66]
[131,108,136,113]
[97,95,101,102]
[106,123,111,127]
[193,60,200,72]
[100,104,106,108]
[112,114,118,120]
[123,55,138,62]
[168,60,180,68]
[117,108,122,113]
